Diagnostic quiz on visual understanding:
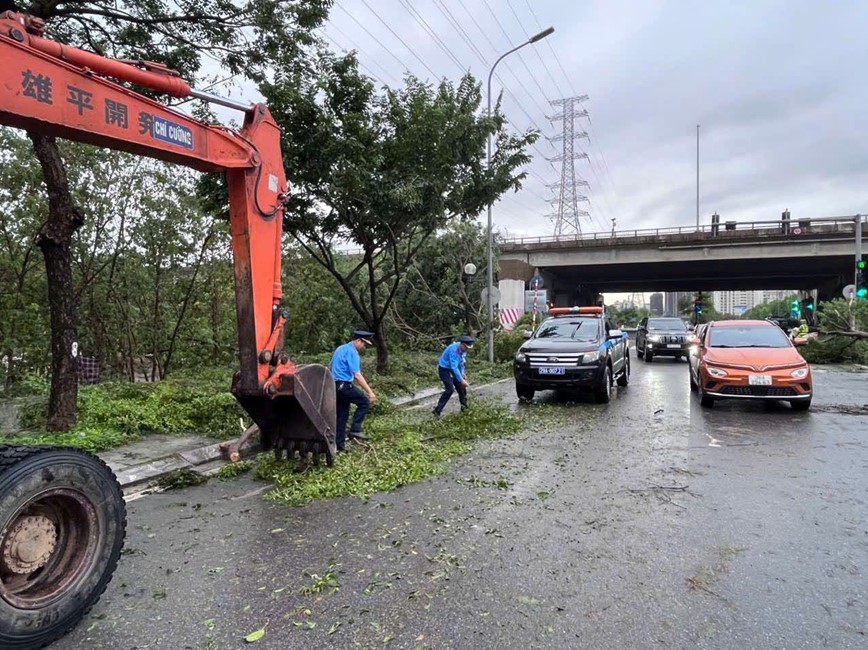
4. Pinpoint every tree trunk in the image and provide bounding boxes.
[373,320,389,373]
[28,133,83,431]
